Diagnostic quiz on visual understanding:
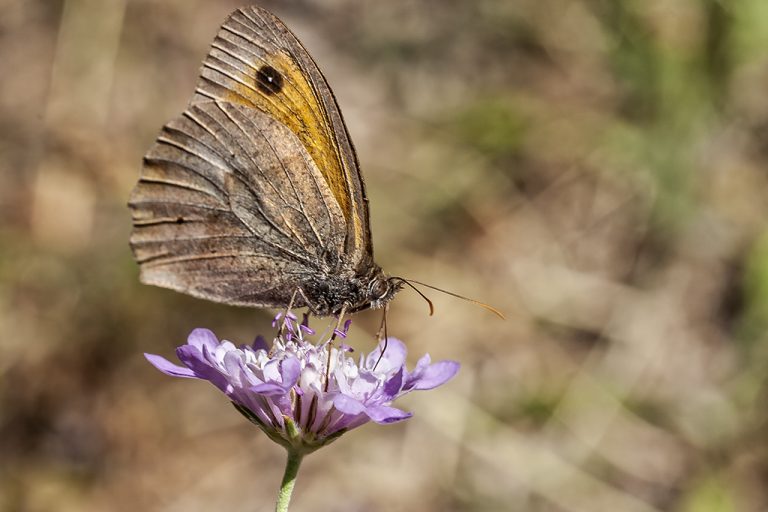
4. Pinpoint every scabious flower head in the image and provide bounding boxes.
[145,313,459,454]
